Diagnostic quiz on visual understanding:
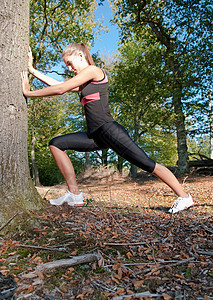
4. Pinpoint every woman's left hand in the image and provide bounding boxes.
[21,71,30,97]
